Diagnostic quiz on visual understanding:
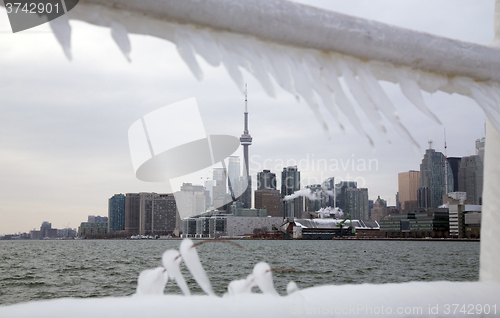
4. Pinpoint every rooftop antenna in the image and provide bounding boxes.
[428,140,432,149]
